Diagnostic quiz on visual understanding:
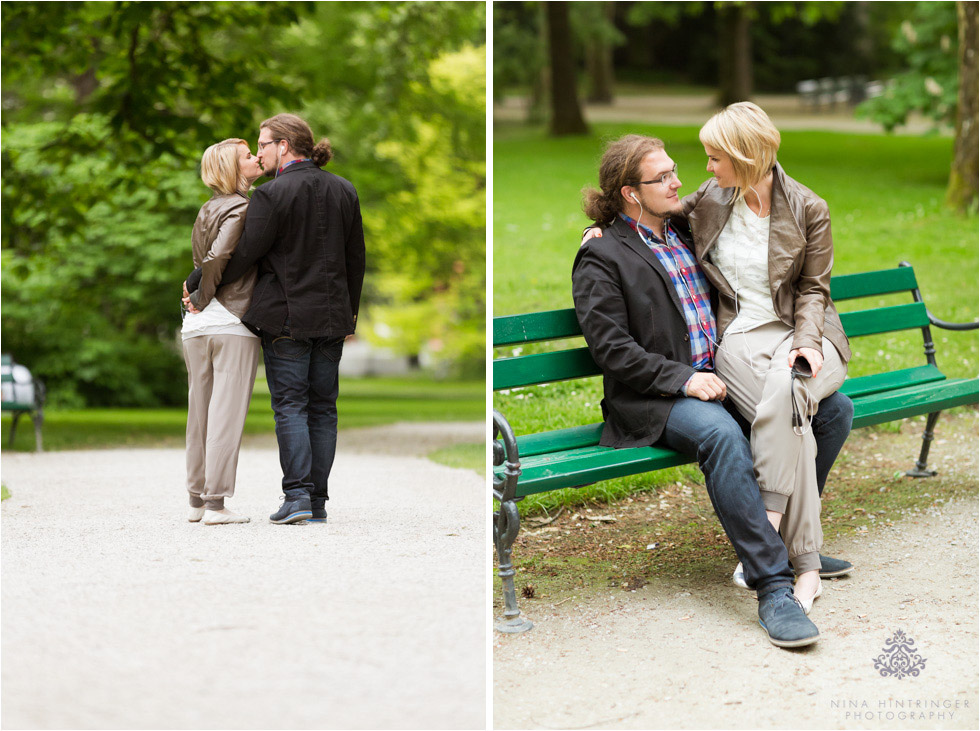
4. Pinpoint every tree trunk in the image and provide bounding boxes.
[585,2,616,104]
[527,3,548,124]
[947,0,978,213]
[546,1,588,136]
[716,4,752,107]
